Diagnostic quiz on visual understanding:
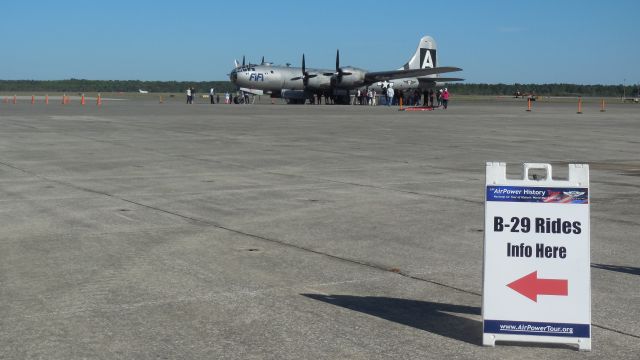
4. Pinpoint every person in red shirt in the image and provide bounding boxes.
[442,88,450,109]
